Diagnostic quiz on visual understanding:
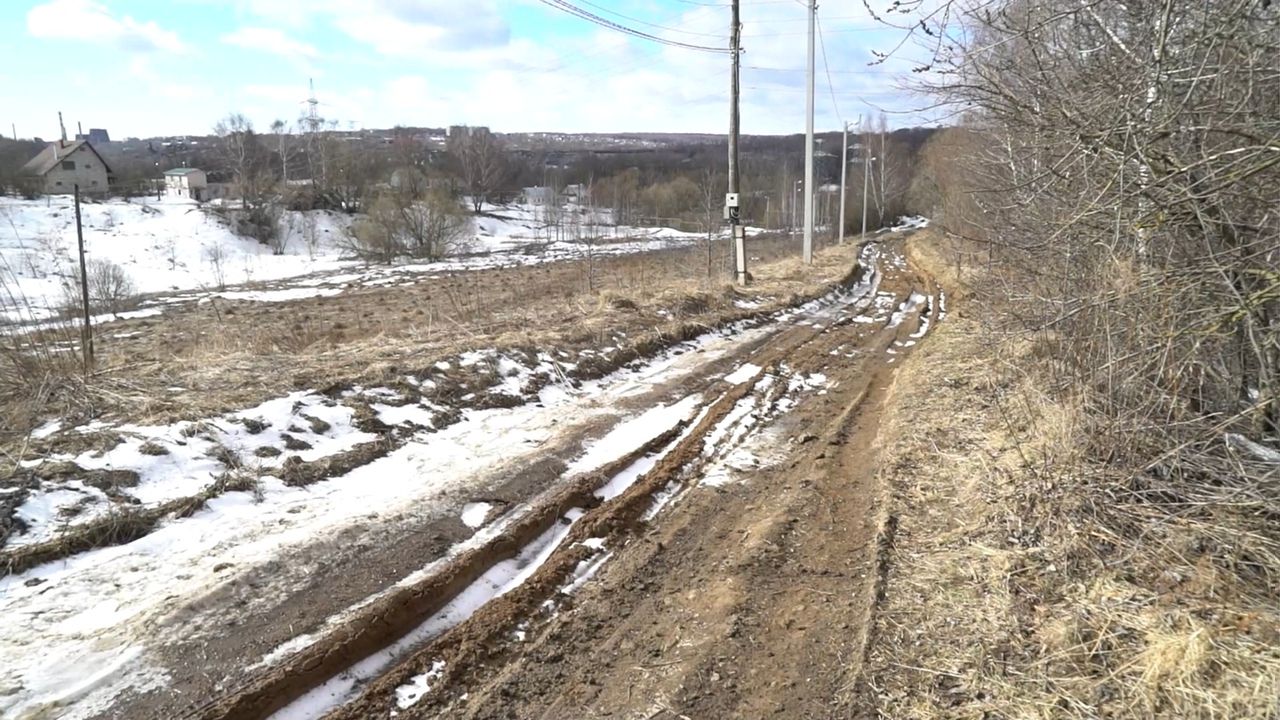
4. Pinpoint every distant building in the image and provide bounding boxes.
[163,167,207,200]
[74,128,111,144]
[21,140,112,195]
[448,125,490,142]
[522,186,555,206]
